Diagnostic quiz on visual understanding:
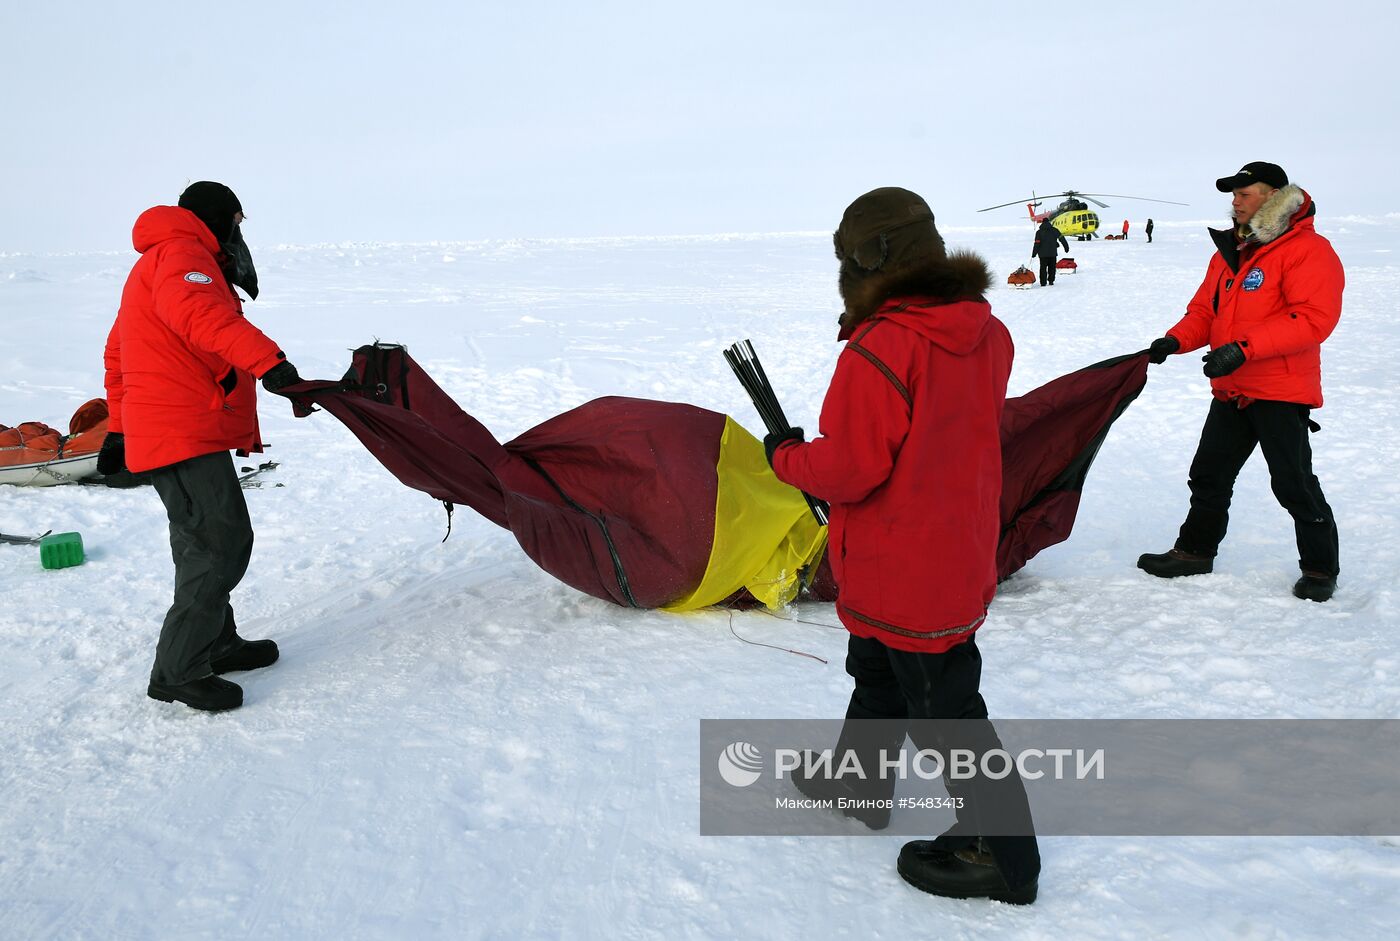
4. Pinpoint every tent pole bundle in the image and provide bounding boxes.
[723,340,829,526]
